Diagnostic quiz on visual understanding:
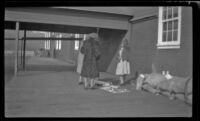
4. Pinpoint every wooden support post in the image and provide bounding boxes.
[21,32,24,68]
[14,22,19,75]
[23,29,26,70]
